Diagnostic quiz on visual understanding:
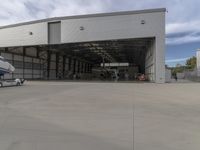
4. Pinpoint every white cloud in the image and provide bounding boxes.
[0,0,112,26]
[166,57,189,63]
[166,21,200,45]
[0,0,200,45]
[166,33,200,45]
[48,0,110,17]
[166,21,200,35]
